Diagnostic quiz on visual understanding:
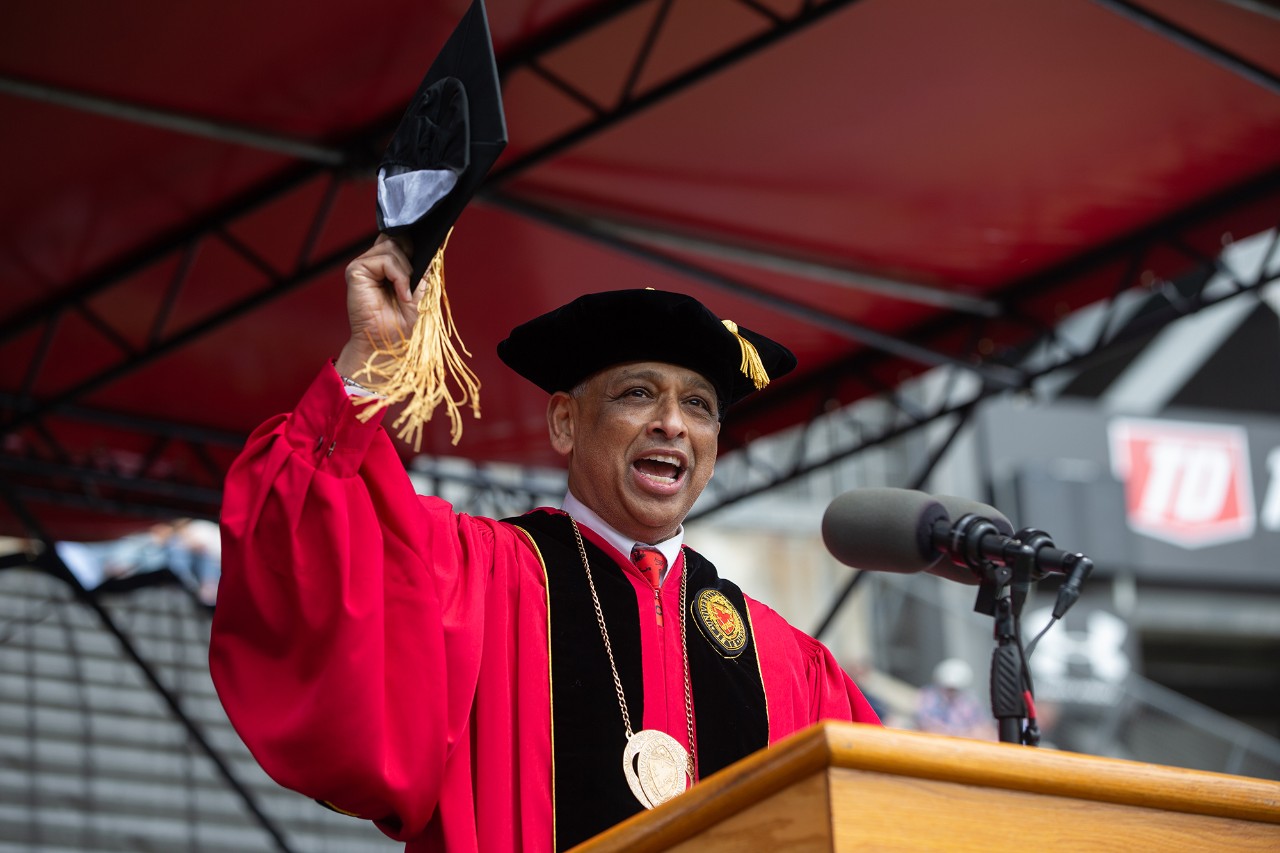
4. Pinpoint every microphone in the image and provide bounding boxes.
[821,488,1094,617]
[821,488,1028,580]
